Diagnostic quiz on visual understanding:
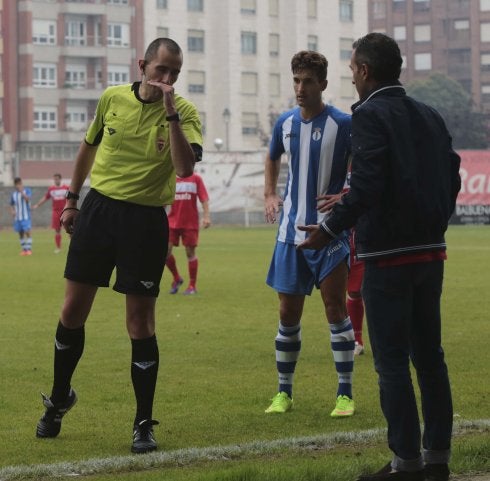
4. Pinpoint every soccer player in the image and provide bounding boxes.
[298,33,460,481]
[10,177,33,256]
[165,172,210,295]
[33,173,69,253]
[264,50,355,417]
[35,38,202,454]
